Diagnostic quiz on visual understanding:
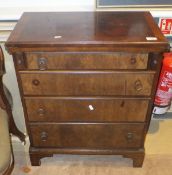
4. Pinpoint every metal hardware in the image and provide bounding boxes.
[134,79,143,91]
[40,131,48,142]
[37,57,47,70]
[32,79,40,86]
[150,57,158,70]
[16,53,27,69]
[37,108,45,116]
[126,132,133,142]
